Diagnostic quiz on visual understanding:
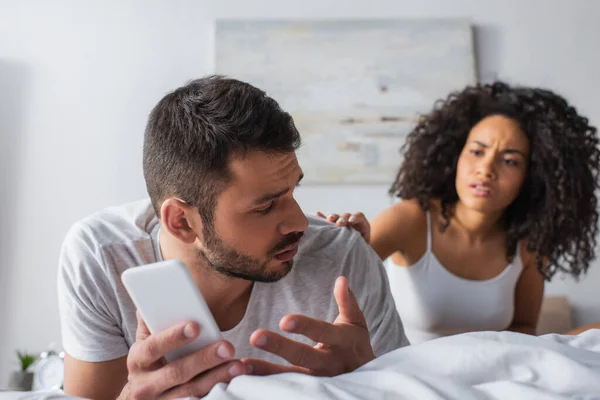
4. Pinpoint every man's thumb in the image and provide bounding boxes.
[333,276,367,327]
